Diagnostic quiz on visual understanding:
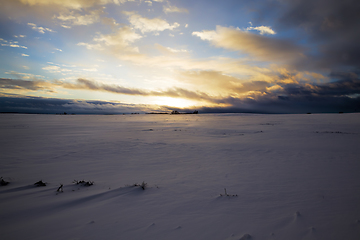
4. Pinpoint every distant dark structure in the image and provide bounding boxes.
[146,112,169,114]
[171,110,198,114]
